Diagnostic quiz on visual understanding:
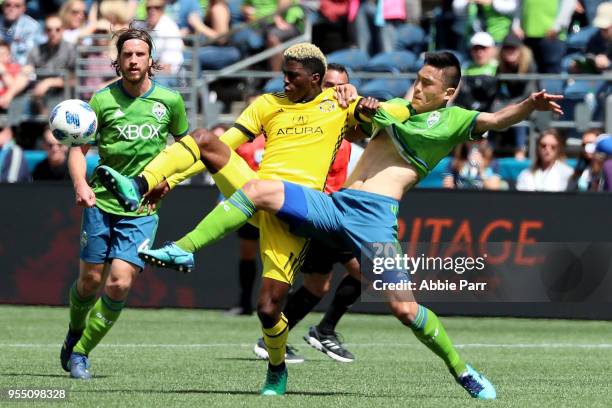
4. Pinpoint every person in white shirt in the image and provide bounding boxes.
[146,0,184,75]
[516,128,573,191]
